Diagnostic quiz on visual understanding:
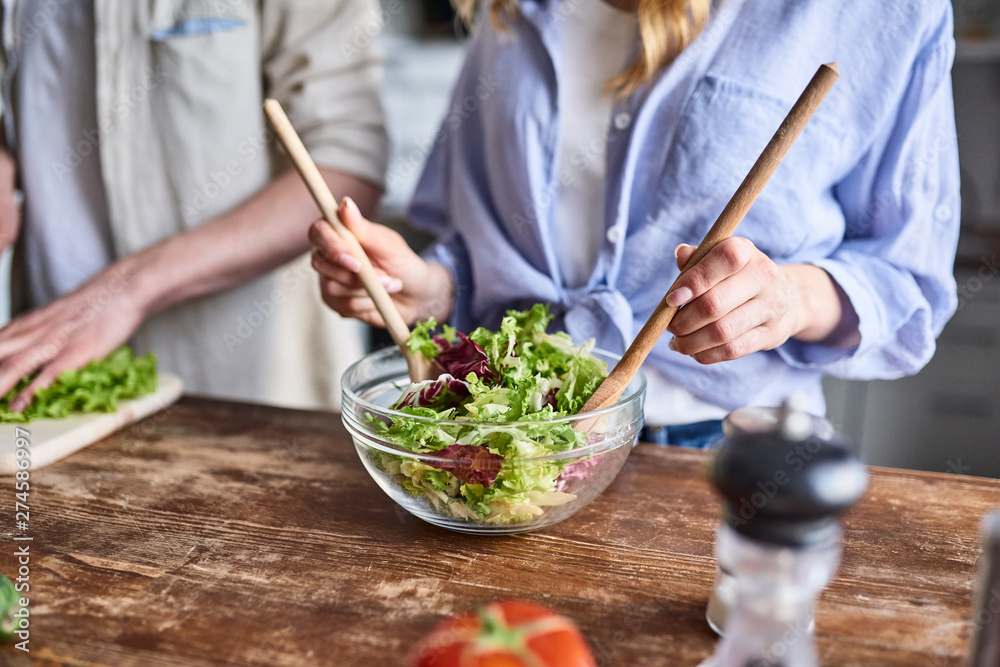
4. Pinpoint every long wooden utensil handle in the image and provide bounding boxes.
[581,62,840,414]
[263,99,422,373]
